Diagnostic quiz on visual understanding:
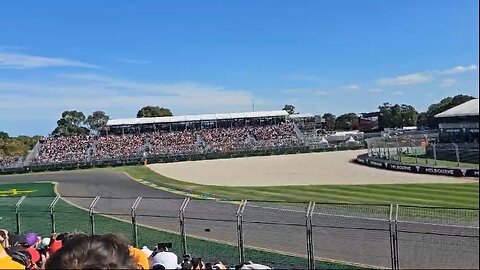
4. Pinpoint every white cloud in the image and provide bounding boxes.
[377,73,432,86]
[0,74,255,116]
[0,52,98,69]
[392,91,404,96]
[440,78,456,88]
[342,84,360,91]
[368,88,383,93]
[441,65,477,75]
